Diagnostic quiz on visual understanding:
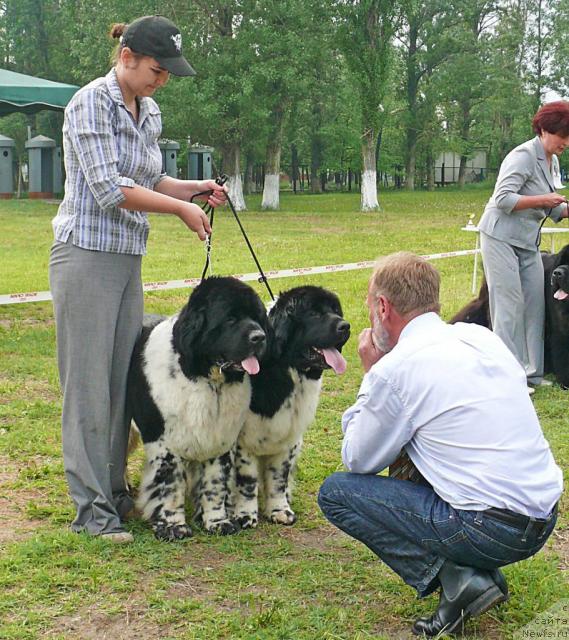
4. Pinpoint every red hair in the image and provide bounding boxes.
[532,101,569,137]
